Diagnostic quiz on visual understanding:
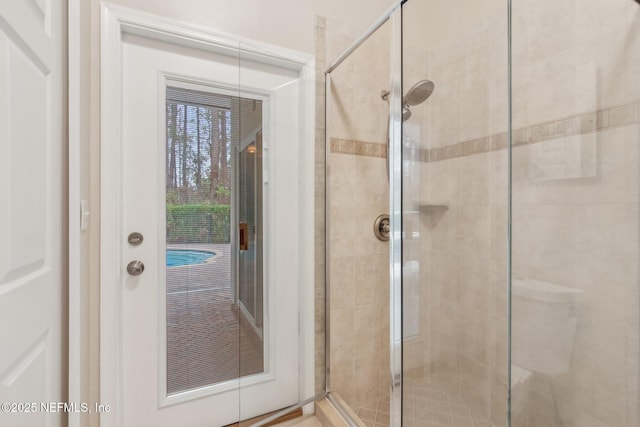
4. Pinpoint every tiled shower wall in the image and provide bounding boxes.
[325,19,392,418]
